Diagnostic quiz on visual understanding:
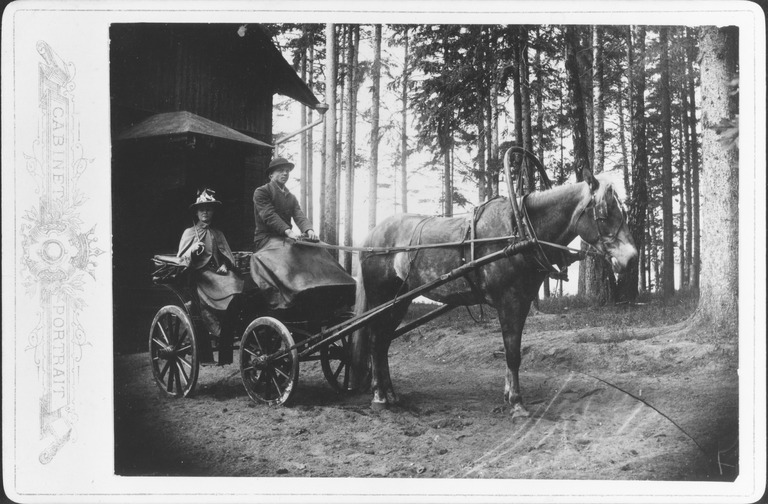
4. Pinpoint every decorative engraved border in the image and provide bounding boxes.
[20,40,102,464]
